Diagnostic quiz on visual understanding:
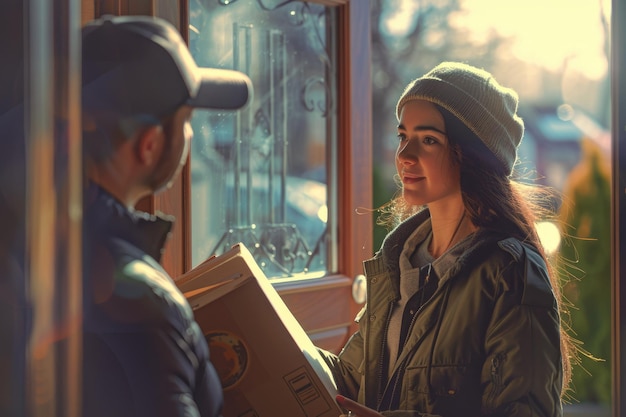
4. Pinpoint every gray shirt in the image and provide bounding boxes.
[385,218,474,376]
